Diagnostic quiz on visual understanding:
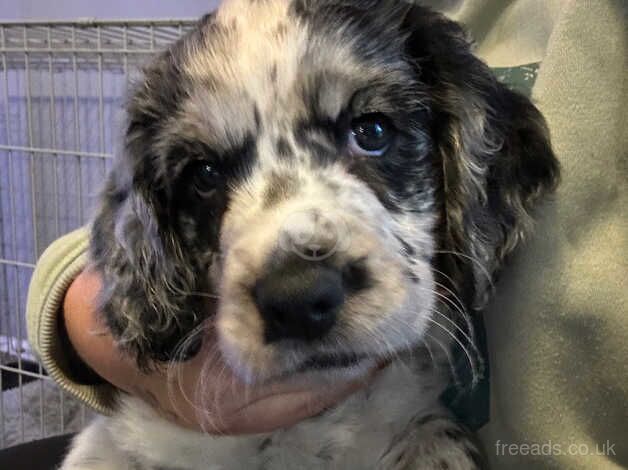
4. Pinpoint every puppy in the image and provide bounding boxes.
[61,1,559,469]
